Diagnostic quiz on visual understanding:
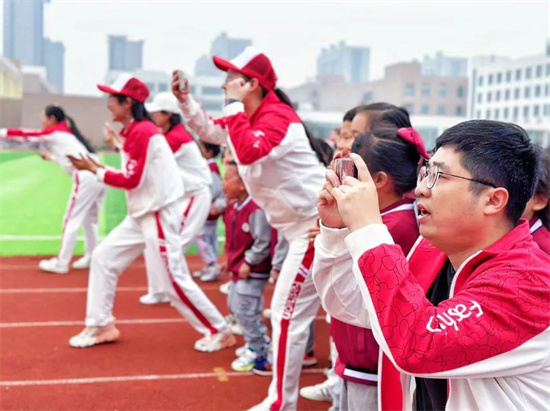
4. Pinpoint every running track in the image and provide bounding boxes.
[0,256,330,411]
